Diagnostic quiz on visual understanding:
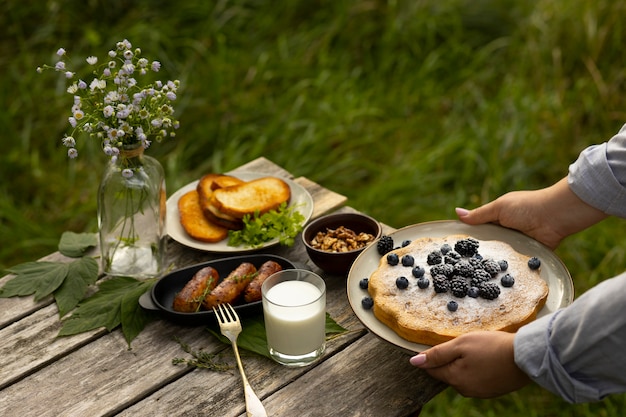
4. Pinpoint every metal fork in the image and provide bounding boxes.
[213,303,268,417]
